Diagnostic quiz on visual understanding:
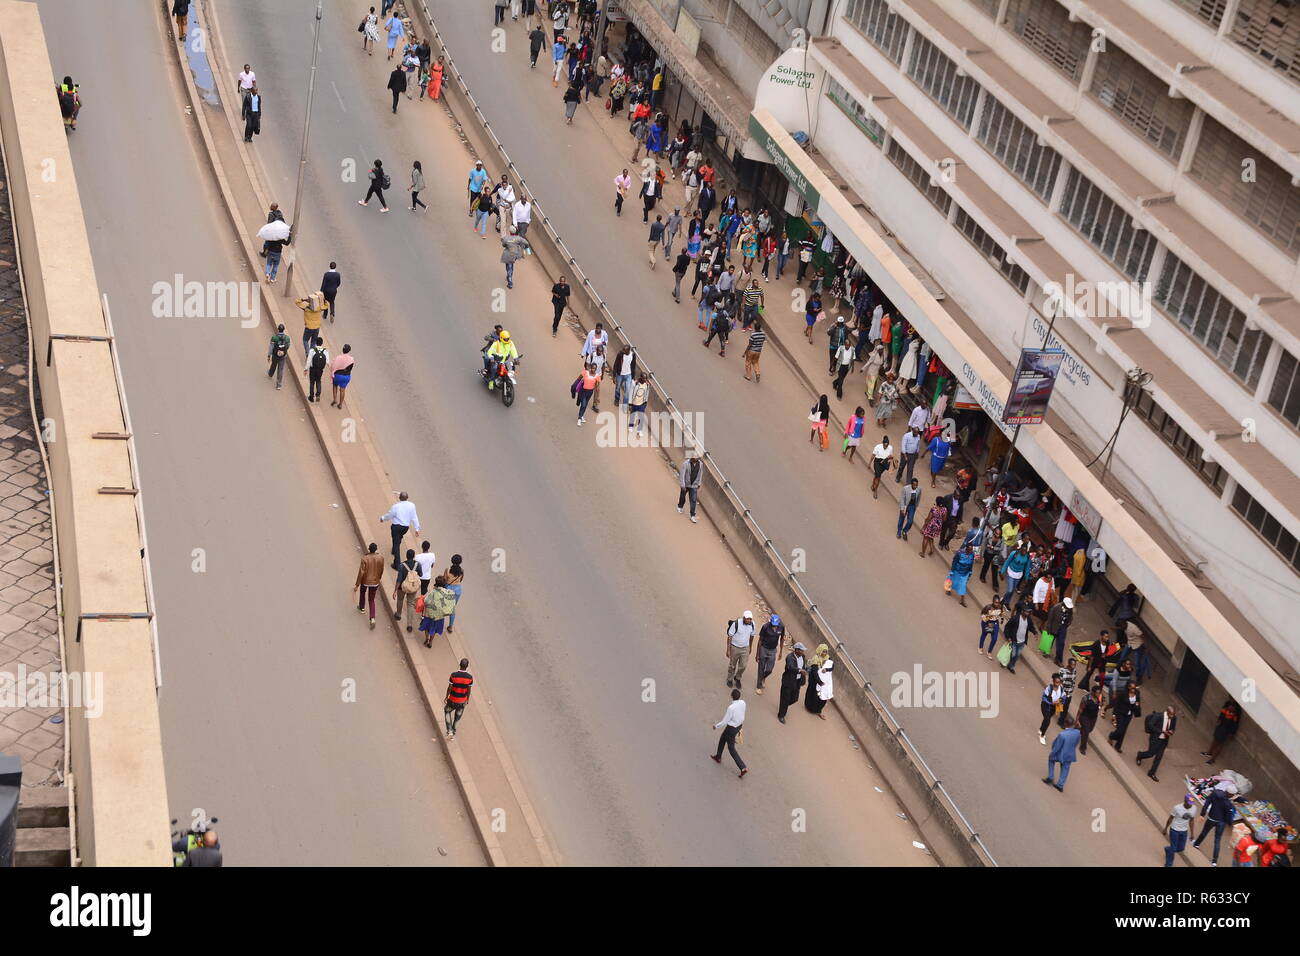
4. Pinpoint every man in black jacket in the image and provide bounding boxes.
[241,85,261,142]
[388,66,407,113]
[260,202,284,258]
[1106,682,1140,752]
[1136,705,1177,782]
[777,642,807,723]
[755,614,785,694]
[320,262,342,323]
